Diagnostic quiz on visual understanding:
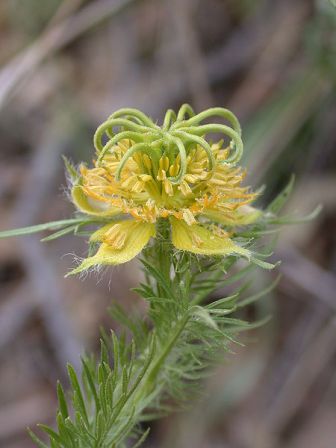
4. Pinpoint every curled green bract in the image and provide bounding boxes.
[95,104,243,184]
